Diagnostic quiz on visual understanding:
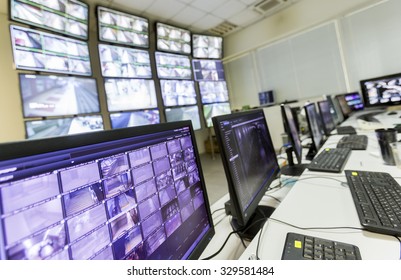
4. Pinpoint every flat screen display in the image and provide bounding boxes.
[304,103,324,151]
[317,100,336,136]
[203,102,231,127]
[160,80,197,107]
[156,22,191,55]
[192,60,225,81]
[110,110,160,129]
[98,44,152,78]
[19,74,100,118]
[360,73,401,107]
[0,122,214,259]
[192,34,222,59]
[10,0,89,40]
[155,52,191,80]
[104,78,157,112]
[344,92,364,111]
[258,91,274,106]
[25,115,104,139]
[198,81,229,104]
[10,25,91,76]
[165,106,201,130]
[97,6,149,48]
